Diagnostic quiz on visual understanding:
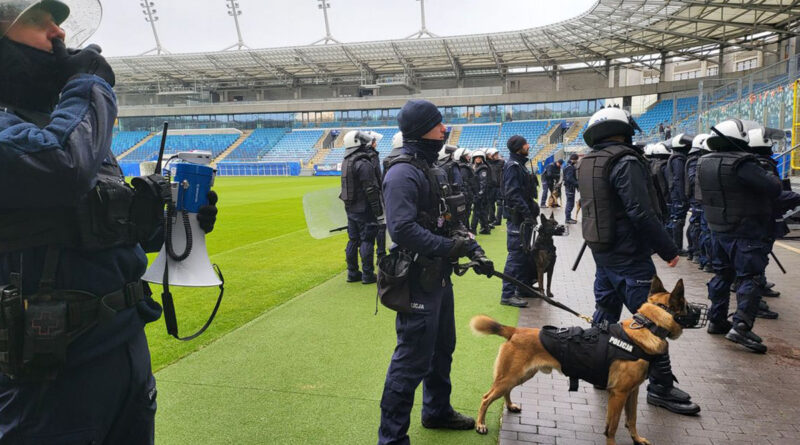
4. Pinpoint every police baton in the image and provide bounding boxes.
[769,251,787,274]
[572,241,588,271]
